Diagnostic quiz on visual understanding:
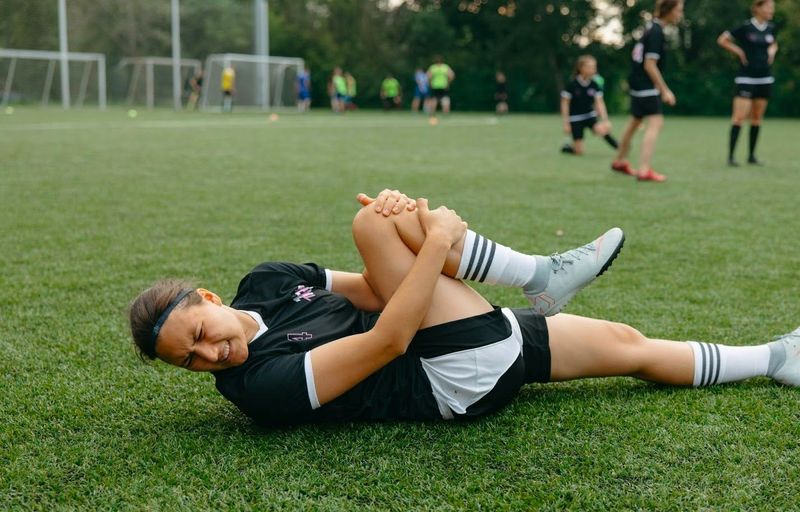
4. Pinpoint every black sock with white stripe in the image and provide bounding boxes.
[455,230,550,293]
[687,341,771,386]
